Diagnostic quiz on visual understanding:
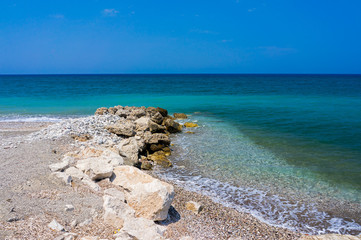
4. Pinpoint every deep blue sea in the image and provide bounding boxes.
[1,74,360,234]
